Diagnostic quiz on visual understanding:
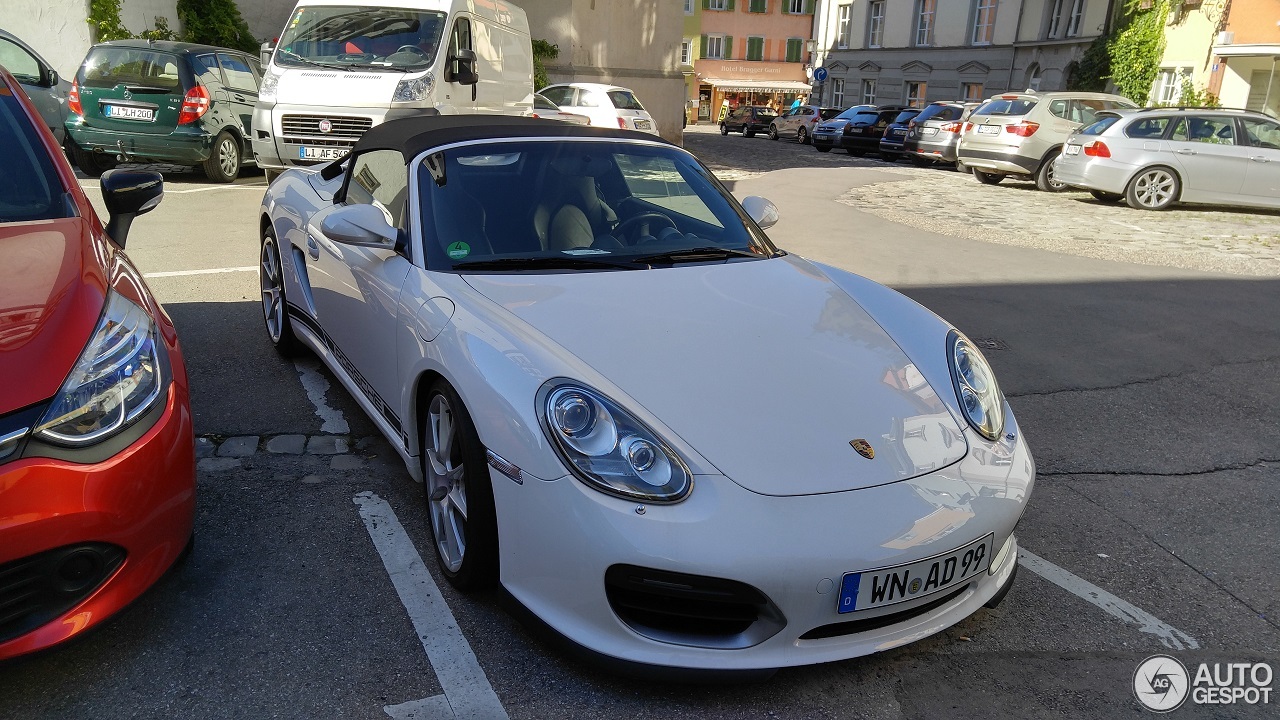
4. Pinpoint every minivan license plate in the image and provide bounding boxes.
[105,105,155,121]
[300,146,347,161]
[837,533,994,614]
